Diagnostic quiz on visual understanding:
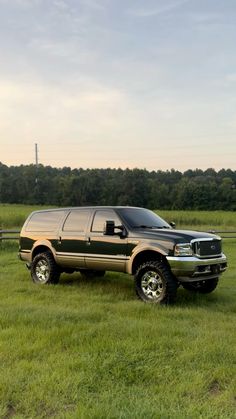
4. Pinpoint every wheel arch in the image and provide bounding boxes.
[131,250,167,275]
[31,241,55,261]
